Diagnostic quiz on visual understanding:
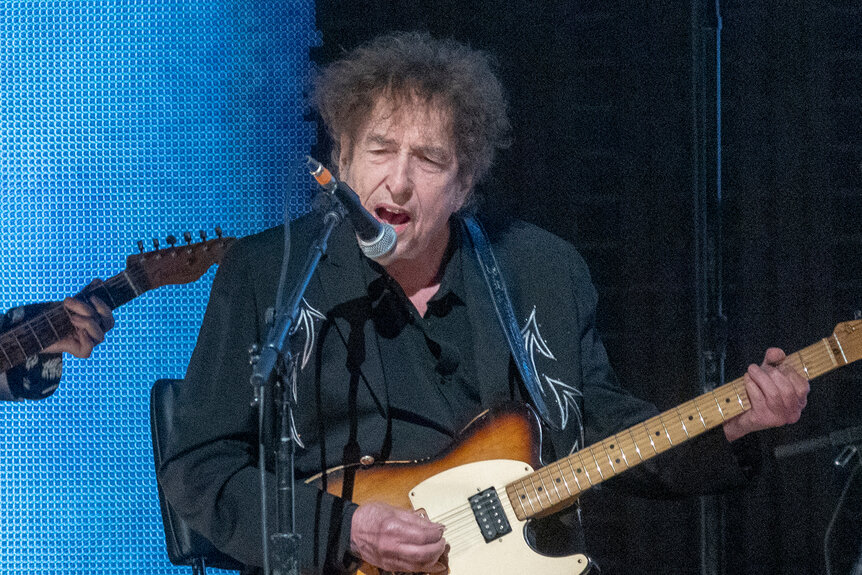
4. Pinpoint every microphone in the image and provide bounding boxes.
[306,156,397,263]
